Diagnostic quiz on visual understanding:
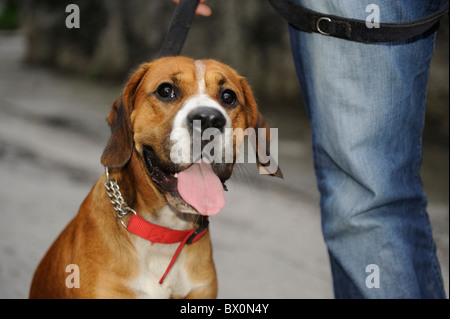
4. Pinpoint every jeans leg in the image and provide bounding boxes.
[289,0,446,298]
